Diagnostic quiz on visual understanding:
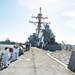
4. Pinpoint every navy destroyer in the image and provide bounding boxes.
[28,7,61,51]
